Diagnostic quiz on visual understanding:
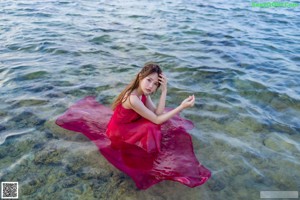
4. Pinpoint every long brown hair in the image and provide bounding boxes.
[111,62,162,110]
